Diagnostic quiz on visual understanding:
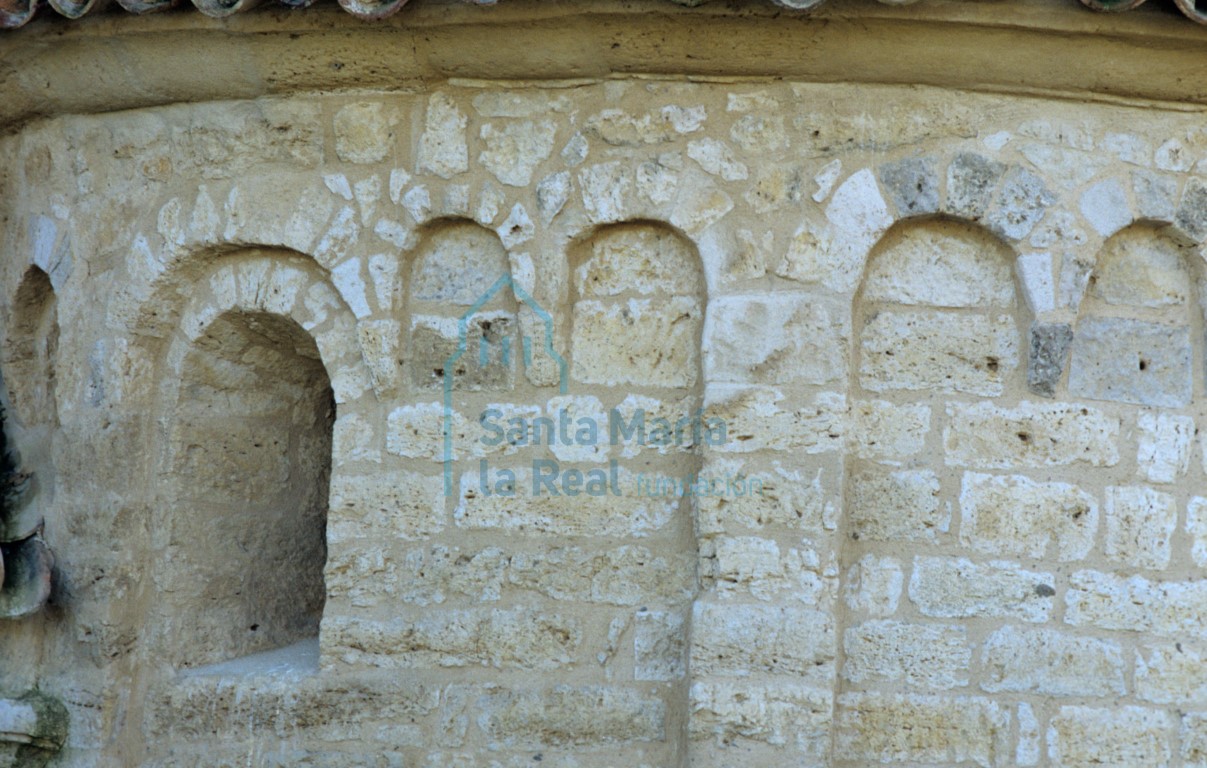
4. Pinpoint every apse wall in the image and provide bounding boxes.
[3,79,1207,767]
